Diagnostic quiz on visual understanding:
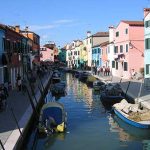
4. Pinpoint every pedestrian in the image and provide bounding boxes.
[107,66,110,76]
[131,69,136,79]
[8,82,12,91]
[103,66,106,76]
[16,74,22,91]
